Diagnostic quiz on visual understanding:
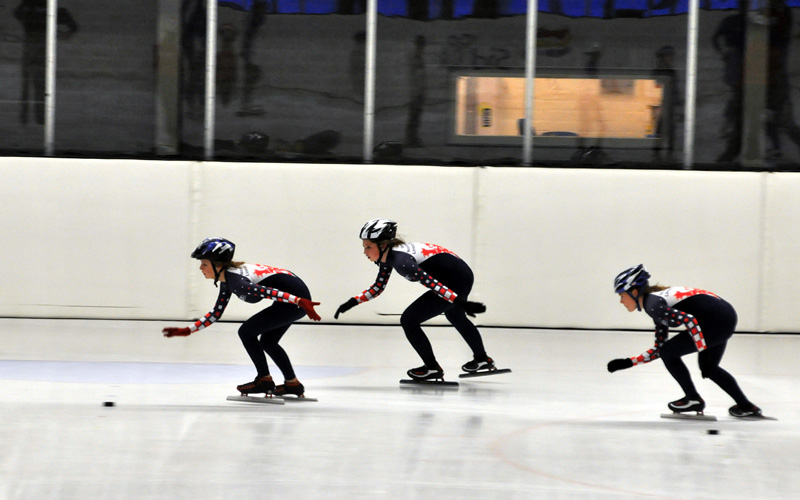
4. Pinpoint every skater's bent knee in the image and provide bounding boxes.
[238,325,258,340]
[700,366,718,379]
[400,311,421,329]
